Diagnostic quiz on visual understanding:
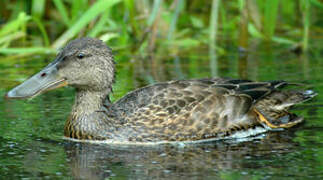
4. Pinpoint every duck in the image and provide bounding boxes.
[5,37,317,143]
